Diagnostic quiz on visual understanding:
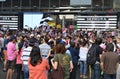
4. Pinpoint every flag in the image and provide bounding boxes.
[56,24,61,29]
[69,25,74,29]
[74,25,78,30]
